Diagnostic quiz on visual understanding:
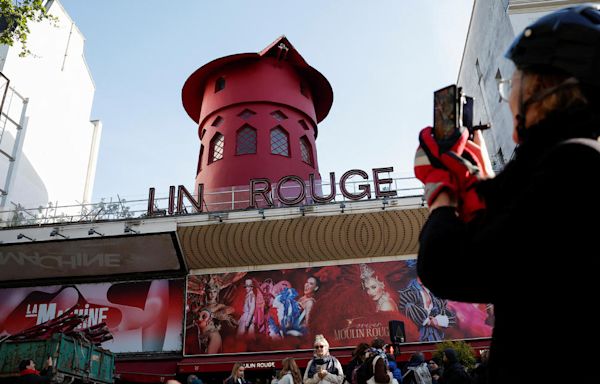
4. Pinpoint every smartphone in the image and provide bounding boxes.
[462,95,474,132]
[433,85,459,141]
